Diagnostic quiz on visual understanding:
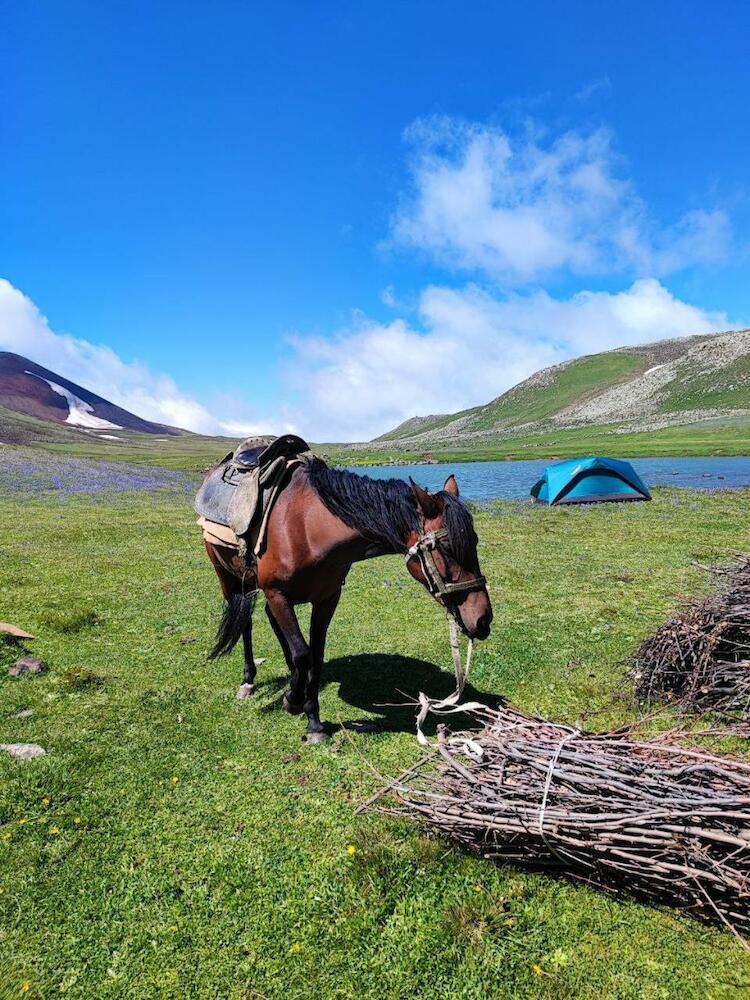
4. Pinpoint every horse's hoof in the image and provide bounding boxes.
[304,729,331,745]
[236,683,257,700]
[282,692,304,716]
